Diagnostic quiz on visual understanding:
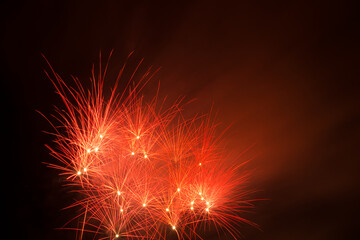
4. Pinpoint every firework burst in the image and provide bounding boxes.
[42,52,258,239]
